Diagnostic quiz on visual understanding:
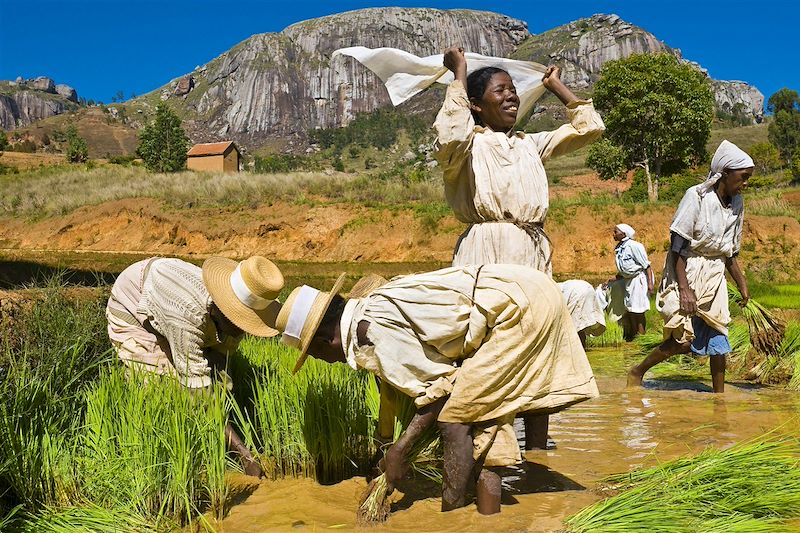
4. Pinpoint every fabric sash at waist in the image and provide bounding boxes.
[474,217,552,270]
